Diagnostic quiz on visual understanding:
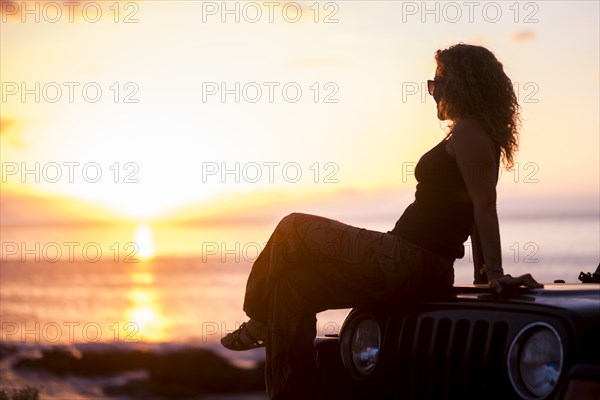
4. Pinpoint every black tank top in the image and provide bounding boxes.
[389,137,499,259]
